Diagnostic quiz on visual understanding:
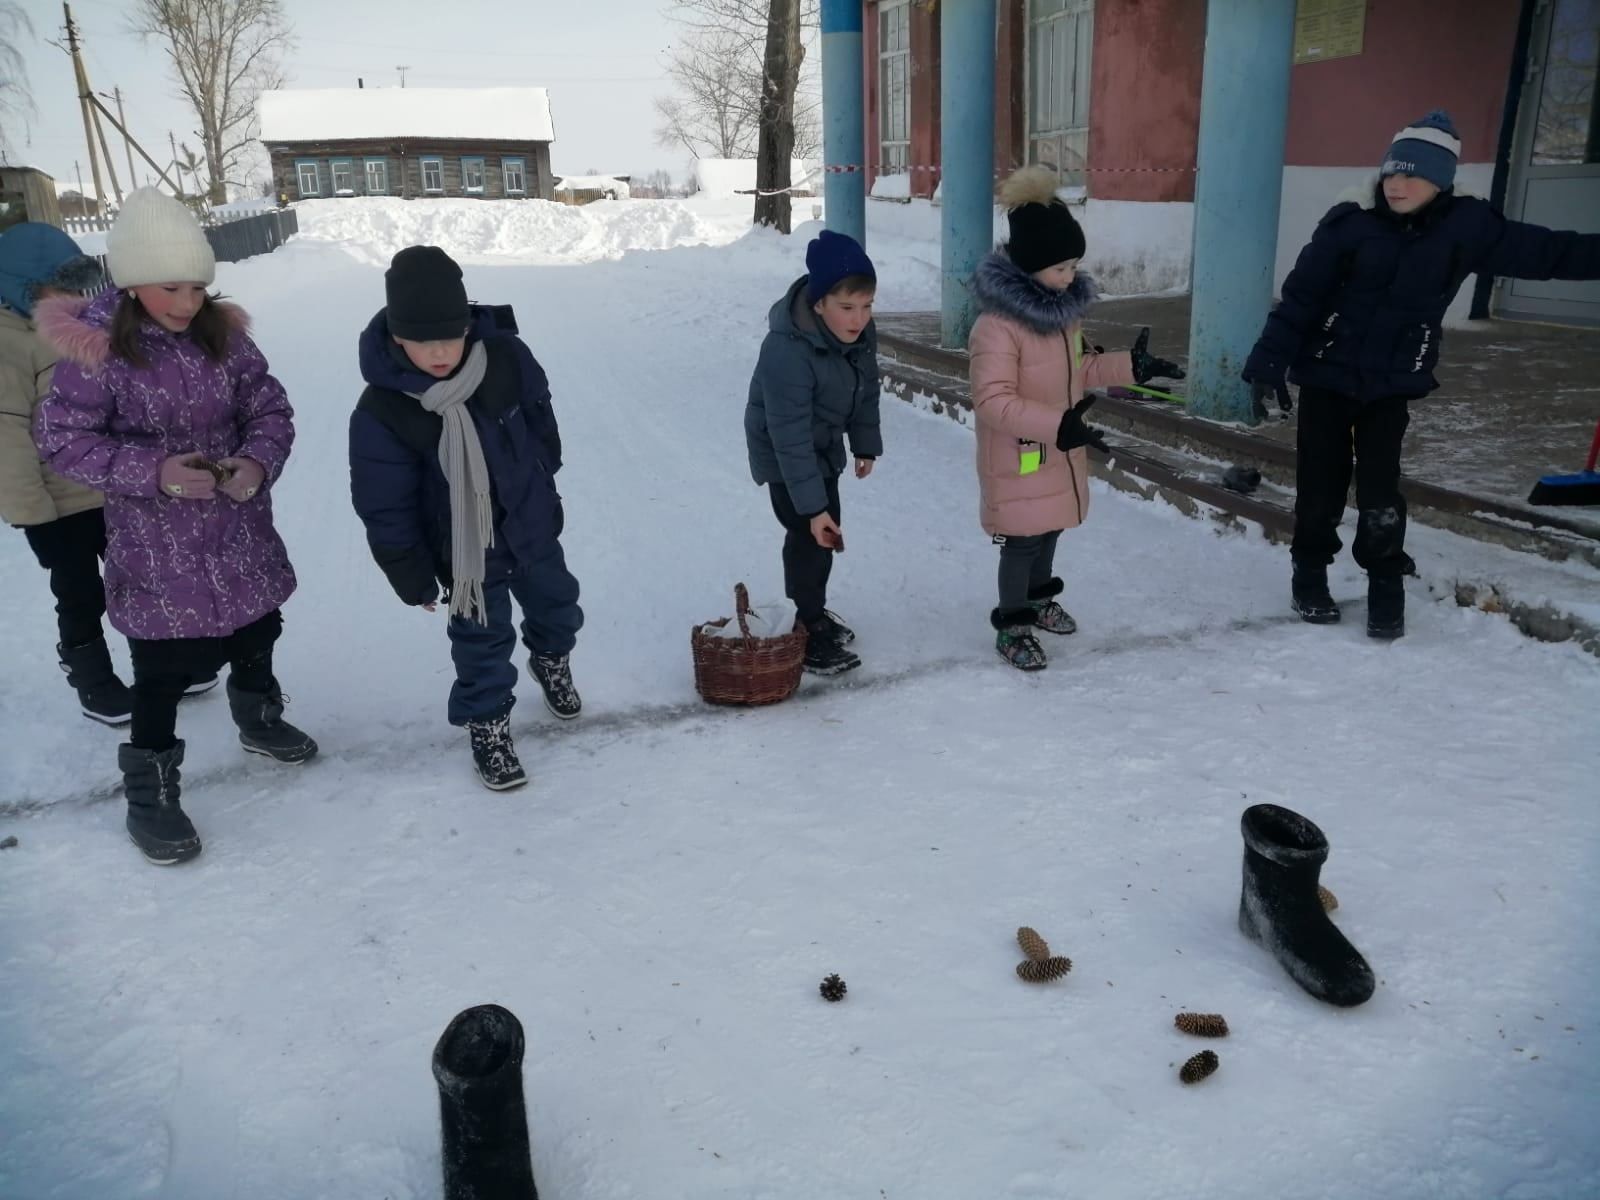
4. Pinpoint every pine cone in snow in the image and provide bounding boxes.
[1174,1013,1229,1038]
[1318,885,1339,912]
[1016,926,1051,963]
[819,973,847,1002]
[1179,1050,1220,1085]
[1015,956,1072,983]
